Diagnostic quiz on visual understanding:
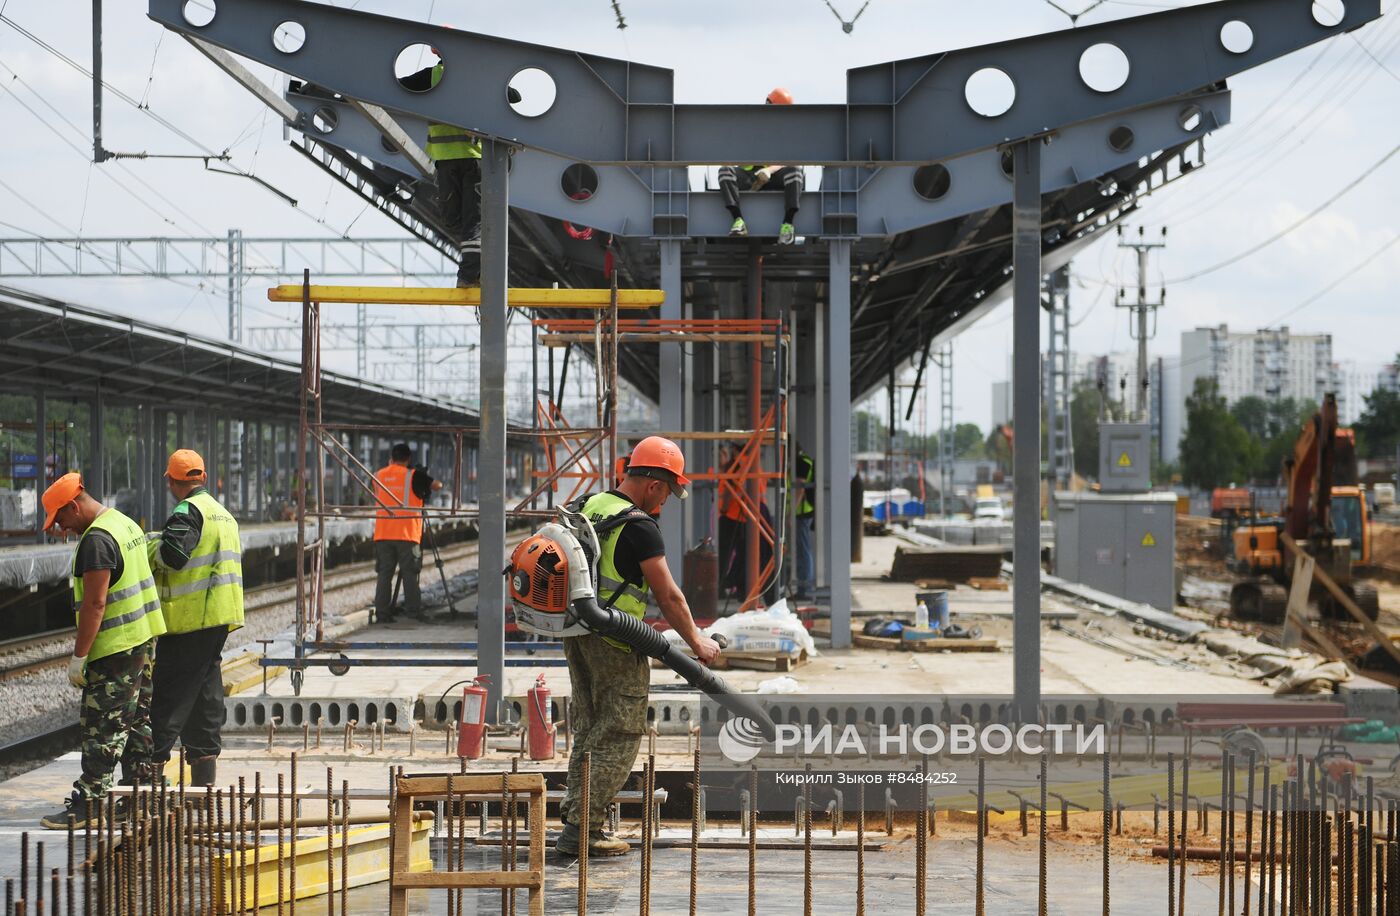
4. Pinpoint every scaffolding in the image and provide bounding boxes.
[268,275,641,693]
